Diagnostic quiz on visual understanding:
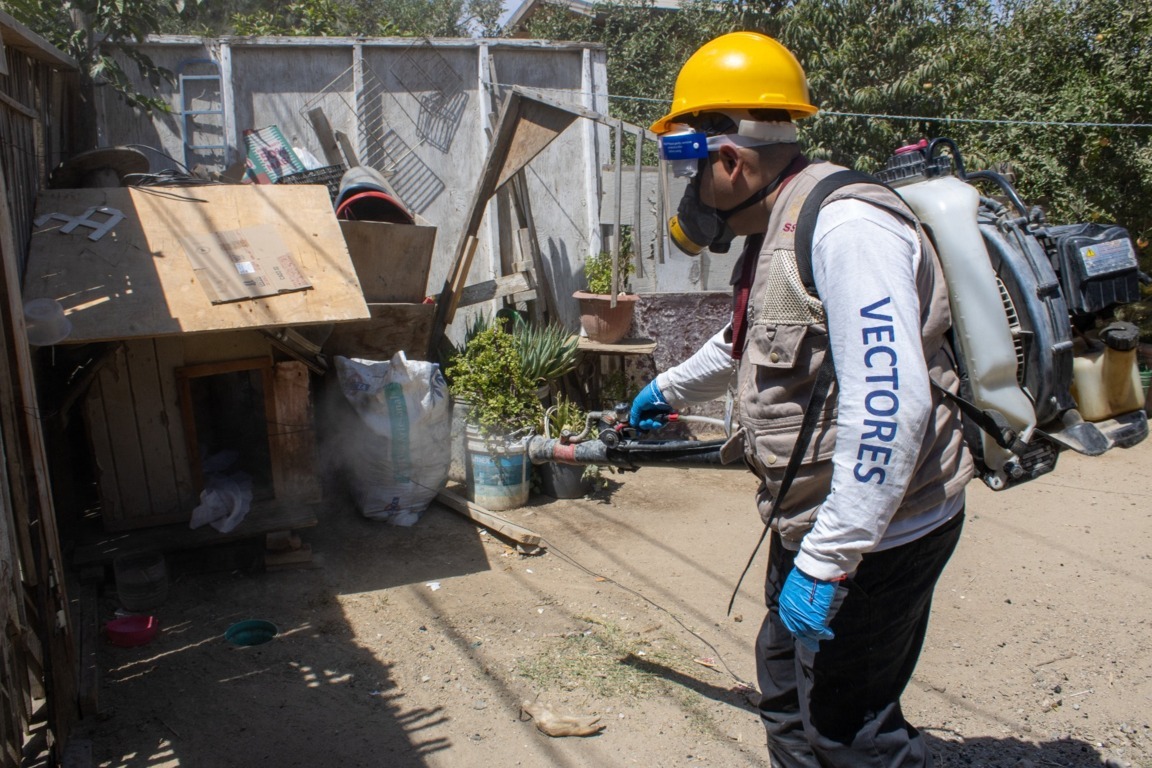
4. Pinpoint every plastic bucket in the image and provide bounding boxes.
[465,431,530,511]
[23,298,72,346]
[539,462,591,499]
[335,166,414,224]
[113,553,169,612]
[335,190,414,224]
